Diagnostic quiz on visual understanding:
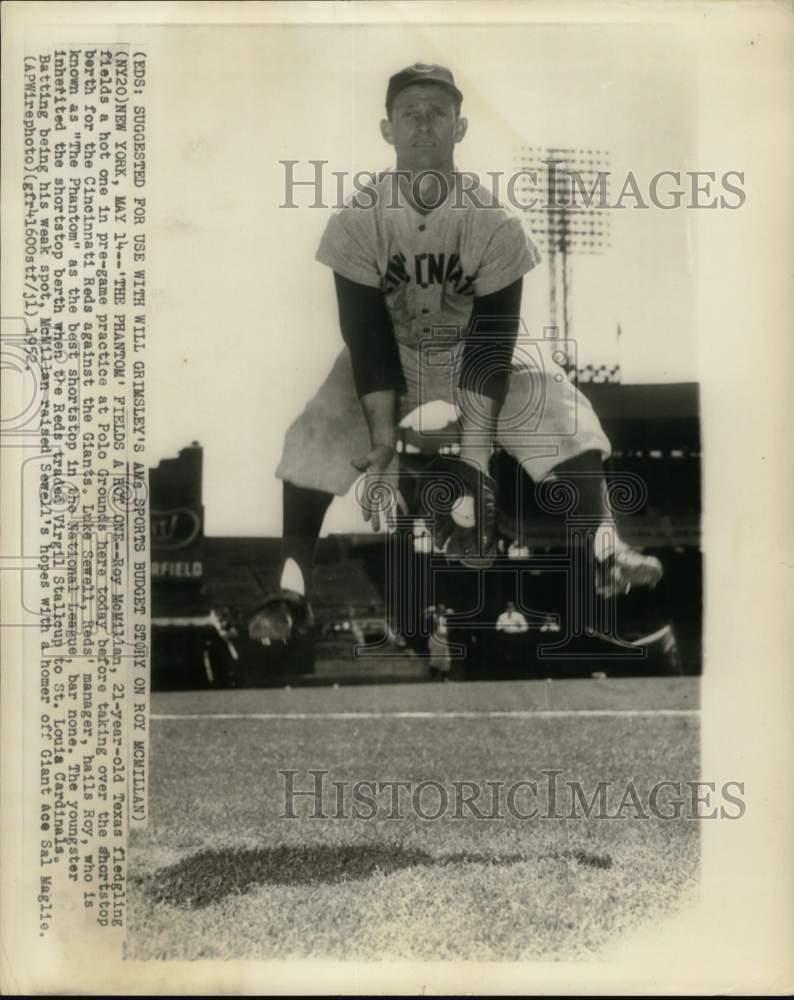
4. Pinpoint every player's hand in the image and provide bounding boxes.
[352,444,407,533]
